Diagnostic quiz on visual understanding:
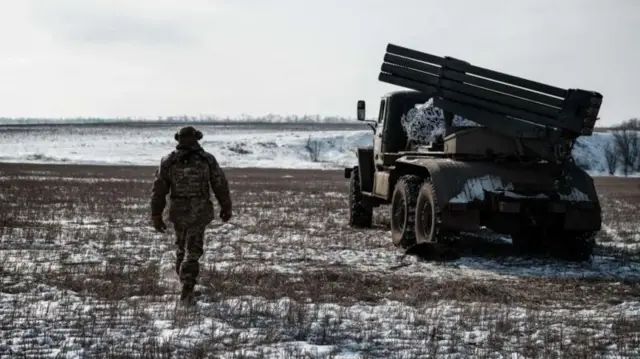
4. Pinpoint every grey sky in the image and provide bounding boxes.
[0,0,638,126]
